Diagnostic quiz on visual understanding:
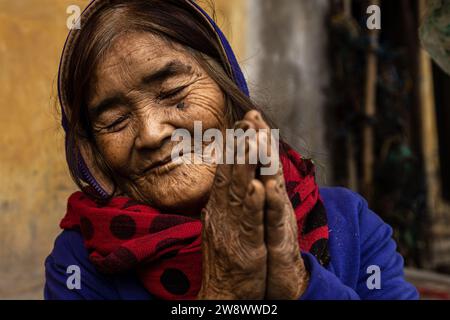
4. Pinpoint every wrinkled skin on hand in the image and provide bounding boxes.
[198,111,309,300]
